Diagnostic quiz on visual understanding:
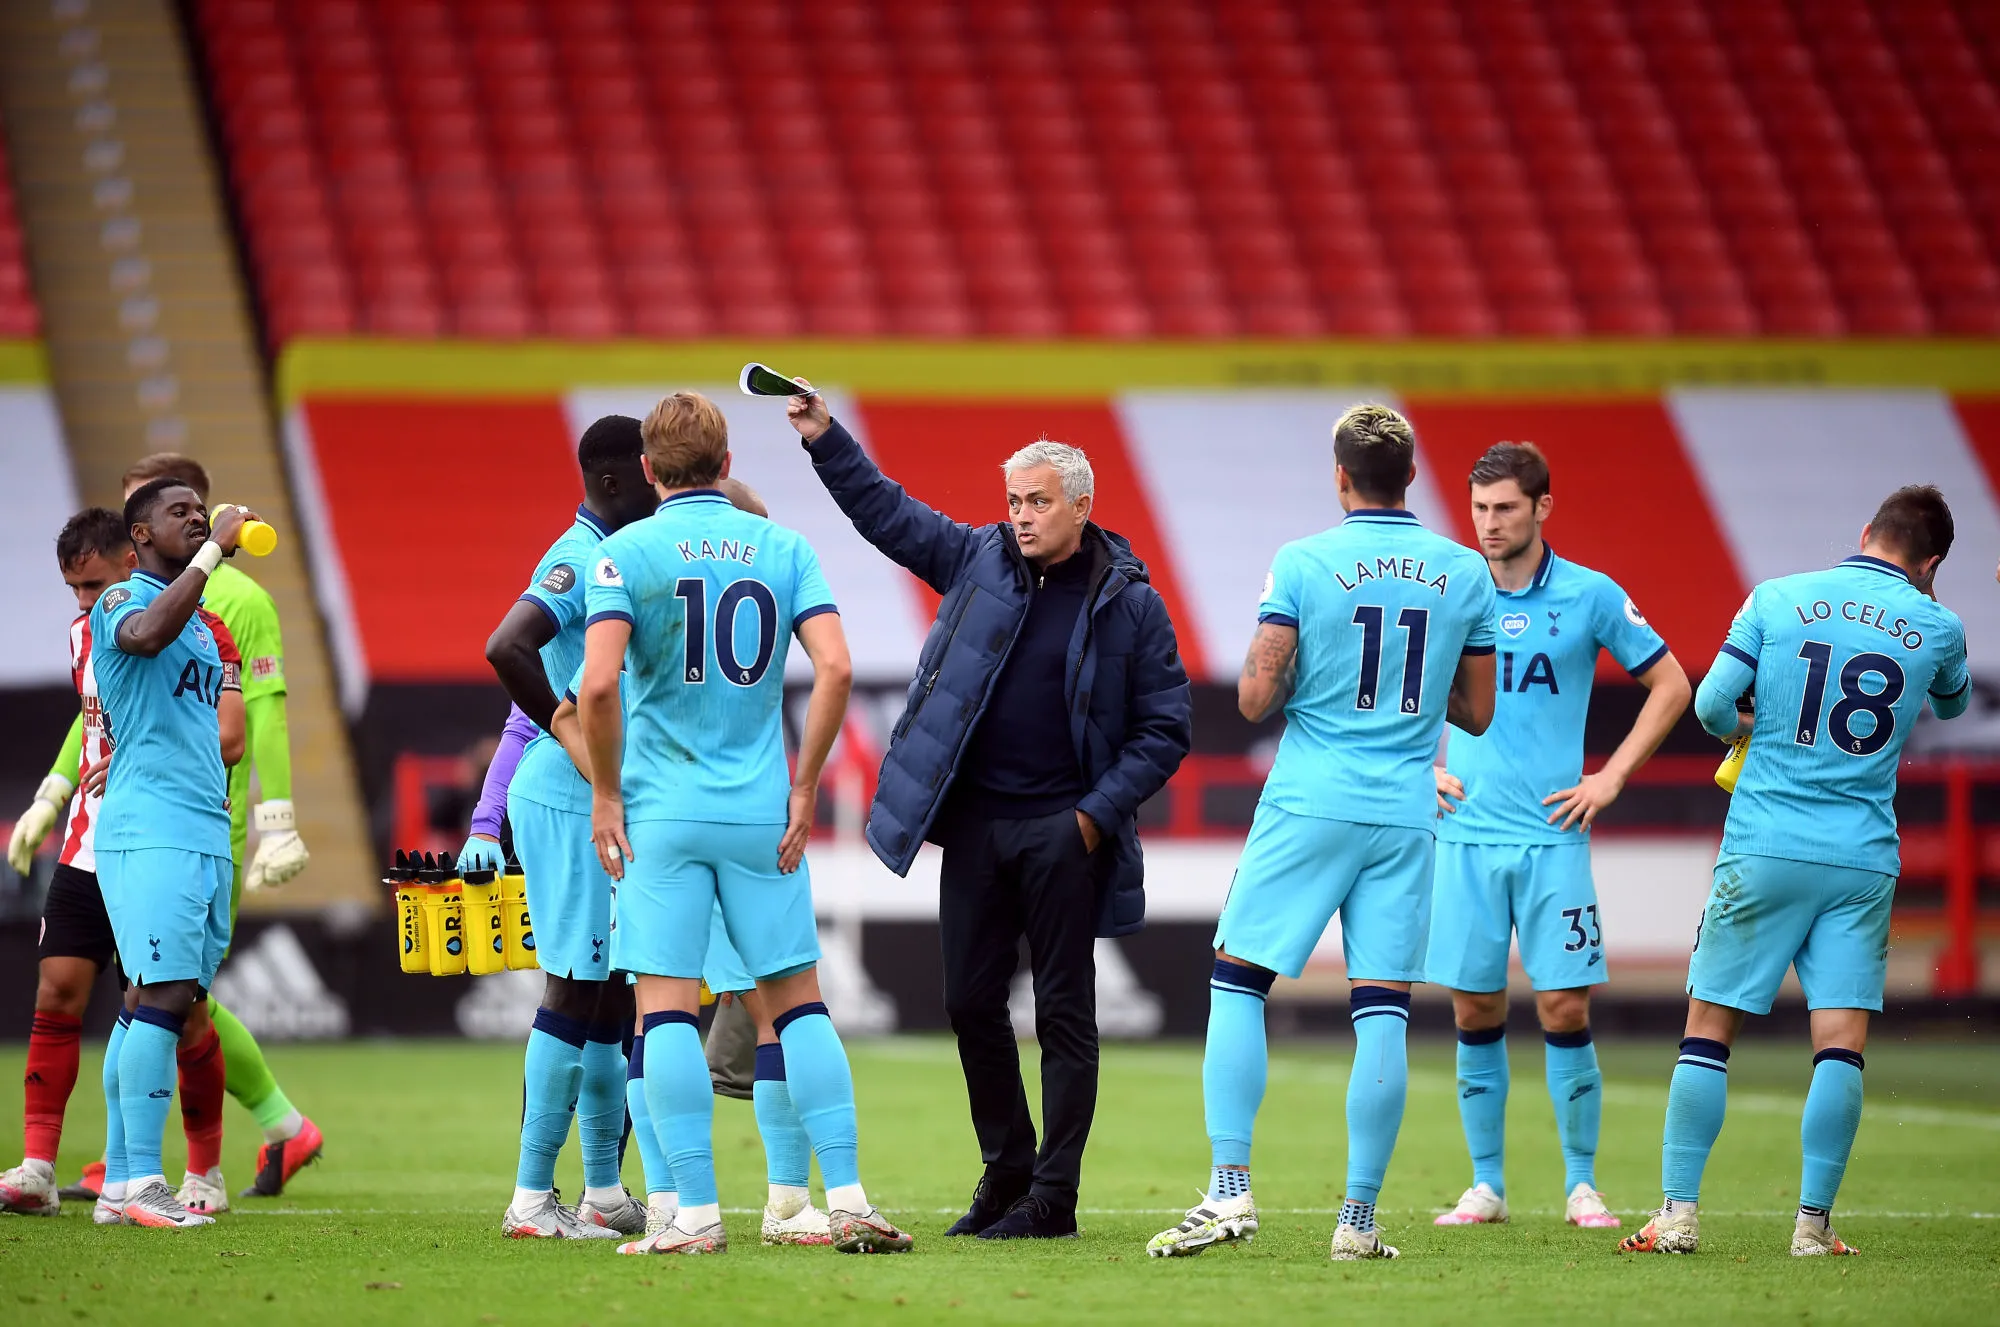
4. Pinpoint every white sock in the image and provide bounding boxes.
[826,1182,868,1214]
[768,1183,810,1217]
[101,1180,127,1203]
[512,1185,550,1212]
[128,1172,165,1194]
[648,1191,678,1211]
[22,1158,54,1181]
[1665,1197,1698,1216]
[675,1201,721,1231]
[263,1109,304,1144]
[582,1185,626,1209]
